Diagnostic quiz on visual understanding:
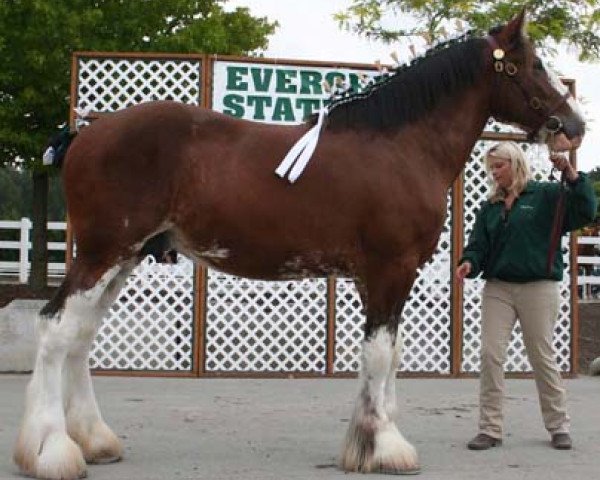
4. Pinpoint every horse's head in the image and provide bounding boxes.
[487,10,585,152]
